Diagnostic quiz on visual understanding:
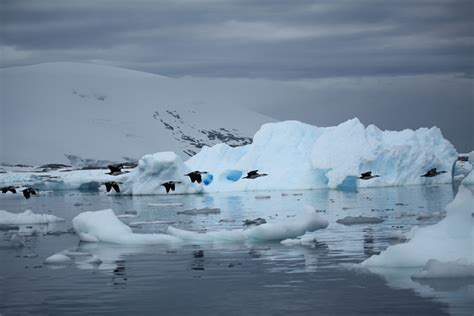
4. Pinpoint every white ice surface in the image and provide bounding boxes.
[412,259,474,279]
[72,209,182,245]
[362,185,474,267]
[167,207,328,243]
[123,118,457,194]
[44,253,73,264]
[0,210,64,225]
